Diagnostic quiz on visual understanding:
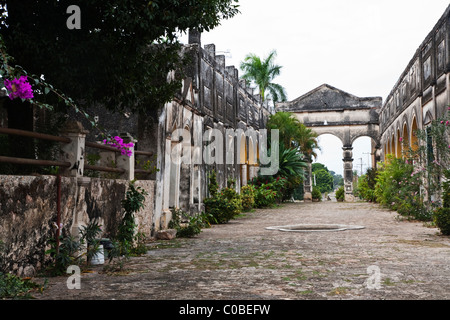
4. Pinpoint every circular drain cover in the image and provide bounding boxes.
[265,224,365,232]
